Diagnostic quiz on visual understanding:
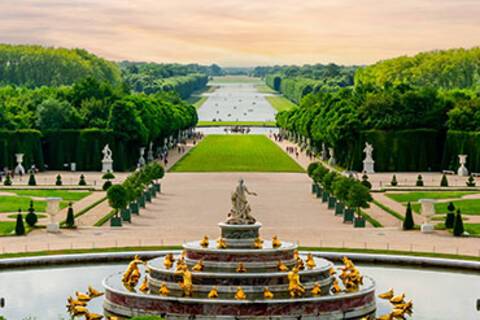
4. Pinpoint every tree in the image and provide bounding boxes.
[15,211,25,236]
[440,174,449,187]
[107,100,148,144]
[25,200,38,228]
[65,202,75,228]
[416,175,424,187]
[346,182,372,212]
[28,171,36,186]
[332,176,352,203]
[107,184,128,216]
[102,171,115,191]
[35,98,81,130]
[403,202,415,230]
[3,174,12,186]
[78,174,87,186]
[361,174,372,189]
[307,162,320,177]
[445,202,456,228]
[390,174,398,186]
[453,209,464,237]
[466,174,476,187]
[55,174,62,186]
